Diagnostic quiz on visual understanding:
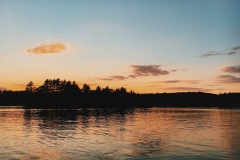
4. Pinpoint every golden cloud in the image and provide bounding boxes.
[26,43,66,54]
